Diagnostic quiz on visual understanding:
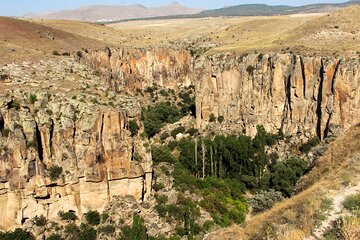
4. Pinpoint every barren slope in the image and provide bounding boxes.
[0,17,107,65]
[205,124,360,239]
